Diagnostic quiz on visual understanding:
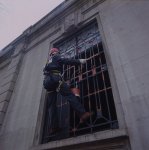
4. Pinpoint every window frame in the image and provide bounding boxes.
[32,16,127,148]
